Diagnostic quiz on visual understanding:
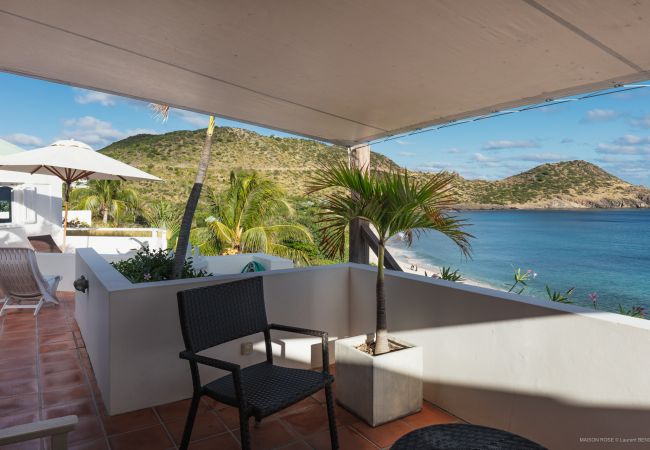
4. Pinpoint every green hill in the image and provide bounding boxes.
[454,160,650,208]
[100,127,397,203]
[99,128,650,209]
